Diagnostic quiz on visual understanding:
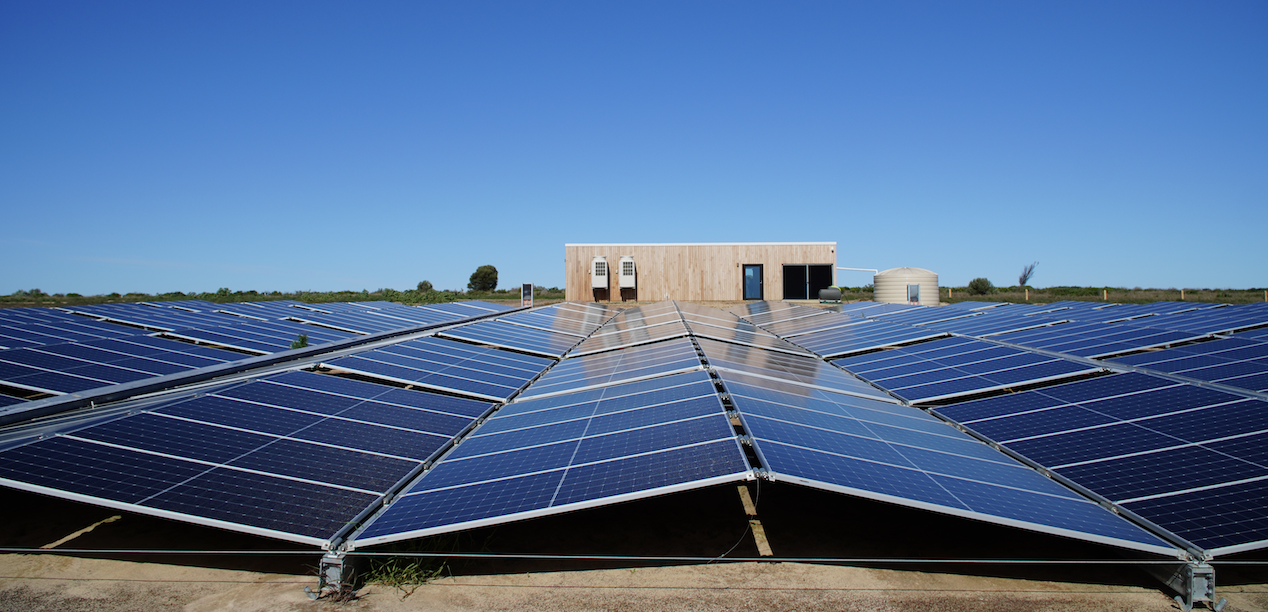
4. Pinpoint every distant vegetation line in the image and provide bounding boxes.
[1,286,567,309]
[3,285,1265,309]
